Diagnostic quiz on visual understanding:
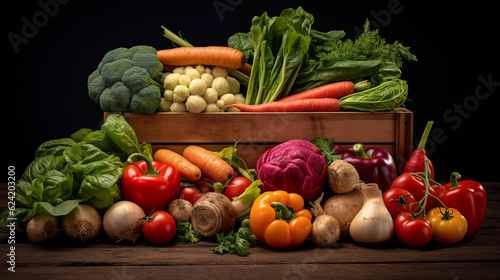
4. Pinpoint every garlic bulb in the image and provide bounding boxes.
[349,183,394,243]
